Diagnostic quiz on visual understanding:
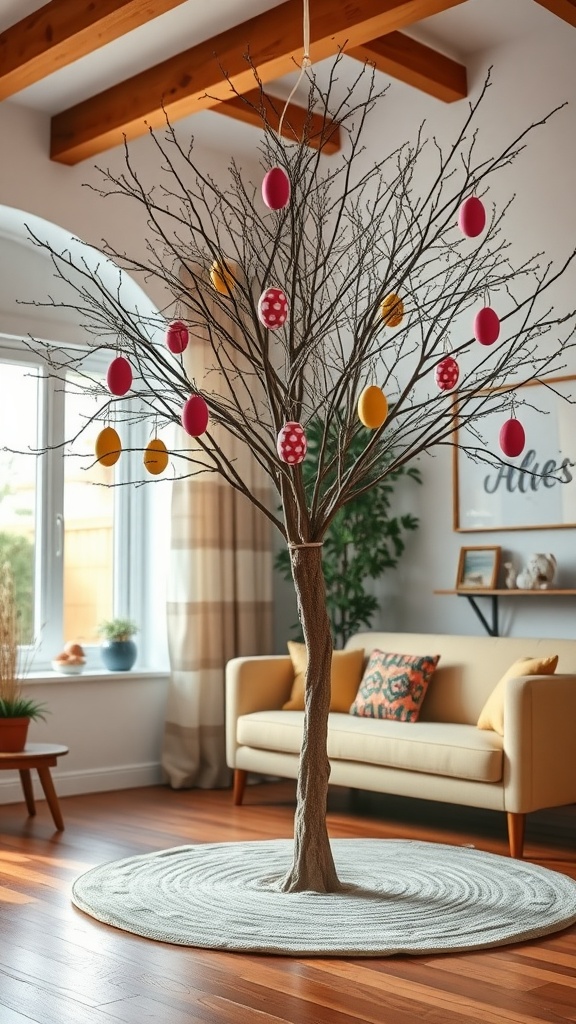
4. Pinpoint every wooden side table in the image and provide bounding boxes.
[0,743,69,830]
